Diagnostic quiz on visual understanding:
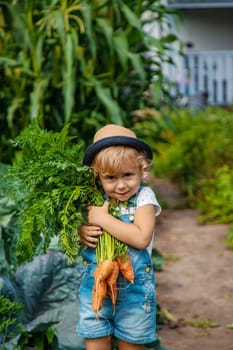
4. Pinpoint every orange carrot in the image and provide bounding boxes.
[93,266,100,281]
[107,260,119,305]
[116,254,134,283]
[92,279,107,313]
[107,260,119,286]
[95,259,114,284]
[107,282,117,305]
[92,259,114,314]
